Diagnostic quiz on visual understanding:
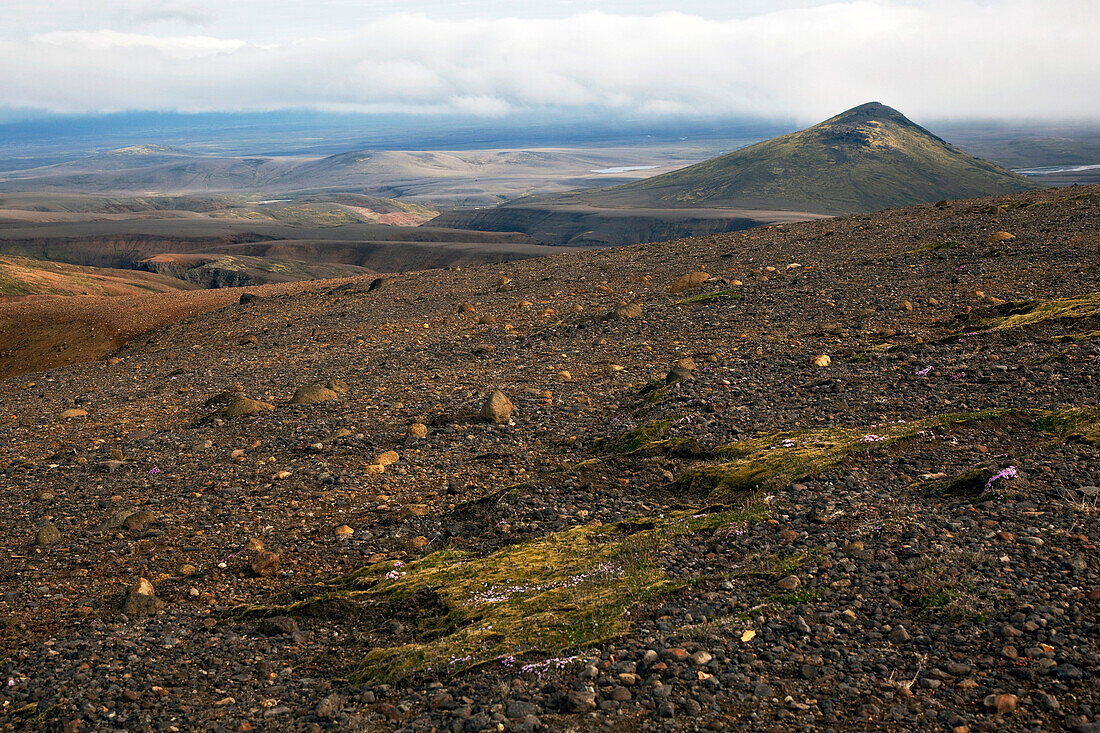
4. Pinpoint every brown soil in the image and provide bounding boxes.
[0,278,355,379]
